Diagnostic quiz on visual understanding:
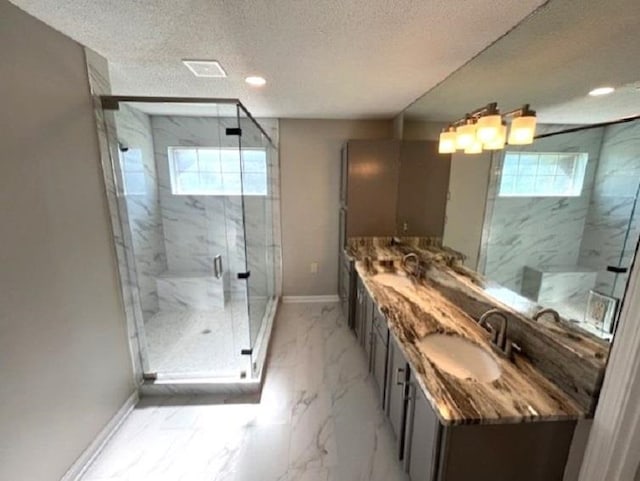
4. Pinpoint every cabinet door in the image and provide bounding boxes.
[404,372,441,481]
[338,207,347,250]
[387,334,409,458]
[354,278,364,340]
[339,257,350,318]
[346,140,401,237]
[396,141,451,237]
[340,145,348,206]
[346,262,356,330]
[363,292,374,364]
[372,308,389,406]
[372,327,388,407]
